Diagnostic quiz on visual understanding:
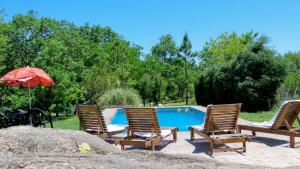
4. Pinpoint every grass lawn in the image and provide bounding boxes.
[163,99,196,106]
[240,110,276,122]
[163,101,187,106]
[46,116,79,130]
